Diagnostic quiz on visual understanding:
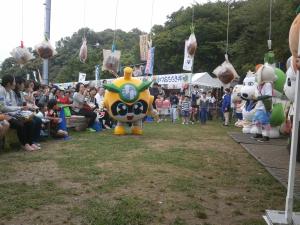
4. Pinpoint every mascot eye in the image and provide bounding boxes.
[287,78,291,86]
[248,82,254,86]
[133,102,144,115]
[117,102,128,116]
